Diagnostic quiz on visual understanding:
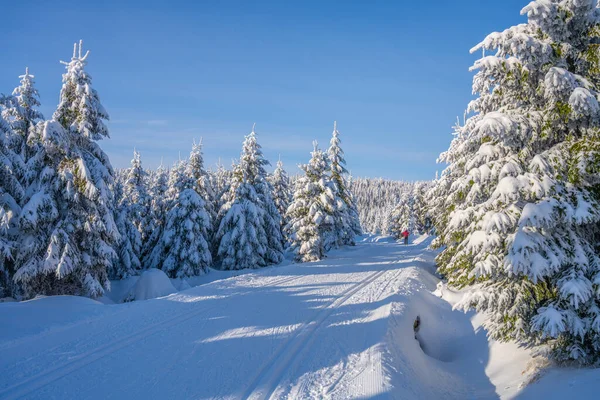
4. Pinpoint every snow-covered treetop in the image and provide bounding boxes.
[187,138,207,180]
[53,40,109,141]
[124,149,148,206]
[6,67,43,134]
[238,125,270,185]
[154,161,169,193]
[273,158,287,181]
[302,141,329,179]
[328,121,348,176]
[14,67,42,111]
[168,160,193,197]
[128,150,145,184]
